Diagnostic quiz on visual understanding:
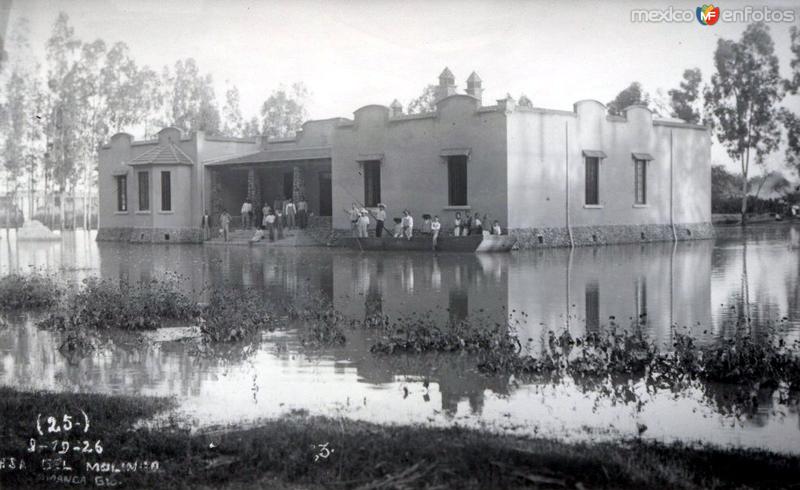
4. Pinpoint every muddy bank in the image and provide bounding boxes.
[1,388,798,489]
